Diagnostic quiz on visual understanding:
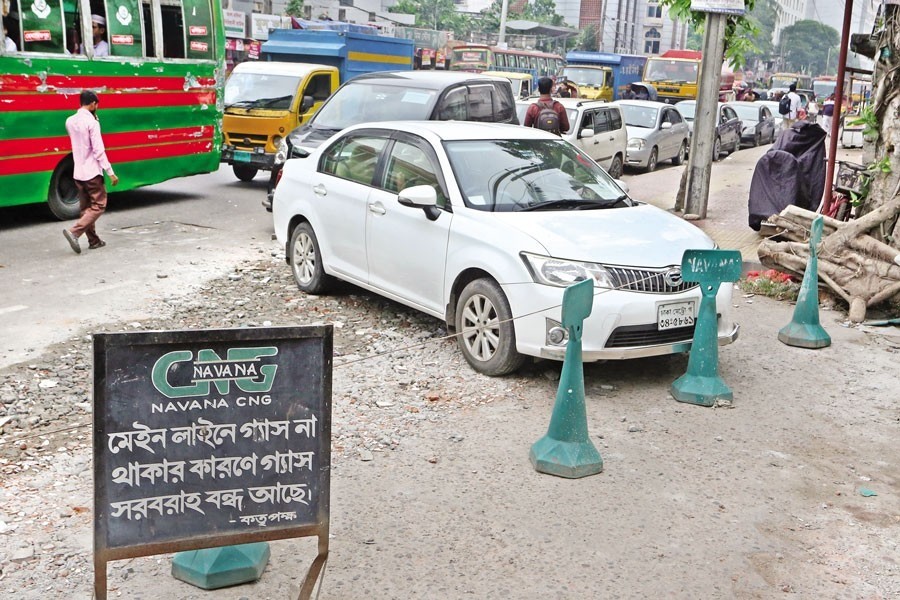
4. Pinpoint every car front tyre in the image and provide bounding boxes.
[455,279,525,377]
[233,164,259,182]
[289,222,334,294]
[645,147,658,173]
